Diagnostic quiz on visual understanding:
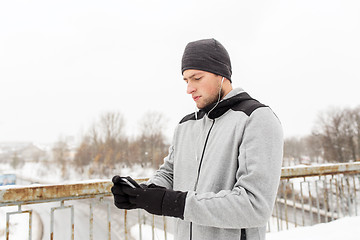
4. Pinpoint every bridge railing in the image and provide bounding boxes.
[272,162,360,232]
[1,162,360,239]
